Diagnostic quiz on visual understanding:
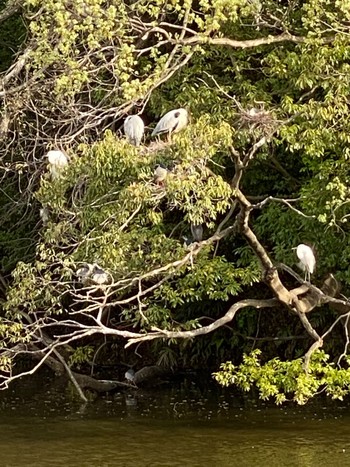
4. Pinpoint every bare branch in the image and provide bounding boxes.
[125,298,278,347]
[177,32,306,49]
[337,313,350,367]
[252,196,316,219]
[52,348,88,402]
